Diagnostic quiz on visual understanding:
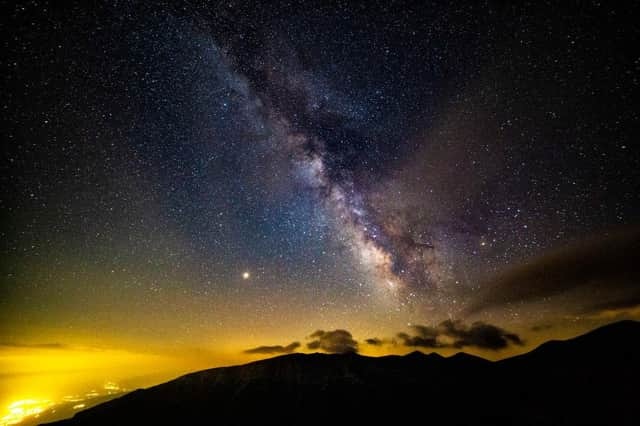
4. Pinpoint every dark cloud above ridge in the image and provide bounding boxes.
[244,321,522,357]
[396,320,524,350]
[307,329,358,353]
[244,341,301,354]
[0,342,67,349]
